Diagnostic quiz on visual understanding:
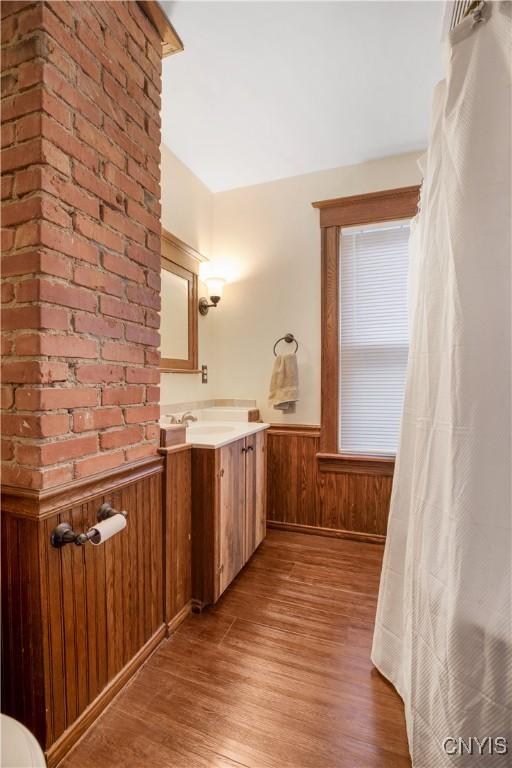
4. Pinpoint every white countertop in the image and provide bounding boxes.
[182,420,269,449]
